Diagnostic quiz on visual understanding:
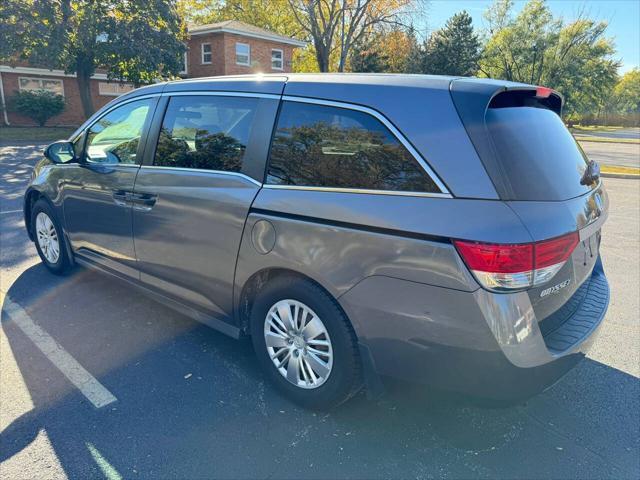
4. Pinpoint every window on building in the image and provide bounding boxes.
[201,43,212,64]
[154,95,259,173]
[18,77,64,97]
[180,50,188,74]
[266,101,441,193]
[98,82,135,96]
[235,43,250,66]
[85,99,154,165]
[271,49,284,70]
